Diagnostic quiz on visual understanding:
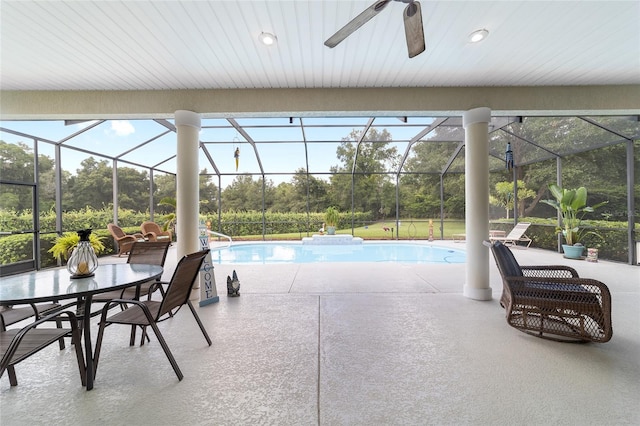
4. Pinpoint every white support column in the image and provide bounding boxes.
[463,107,492,301]
[175,109,201,261]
